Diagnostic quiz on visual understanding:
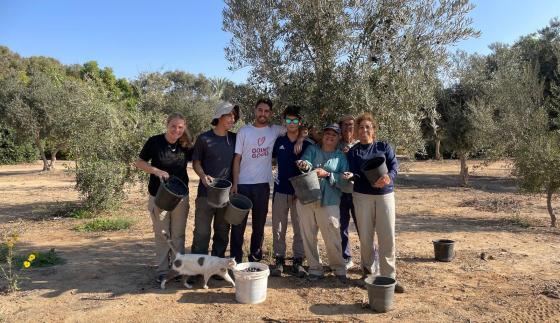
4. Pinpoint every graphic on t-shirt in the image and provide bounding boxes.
[257,136,265,146]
